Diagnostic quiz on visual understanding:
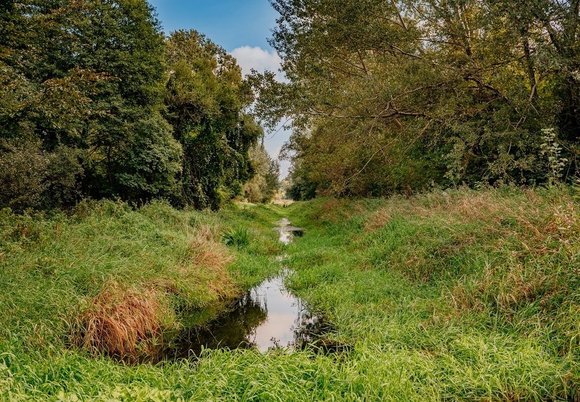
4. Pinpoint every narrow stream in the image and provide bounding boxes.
[165,218,333,358]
